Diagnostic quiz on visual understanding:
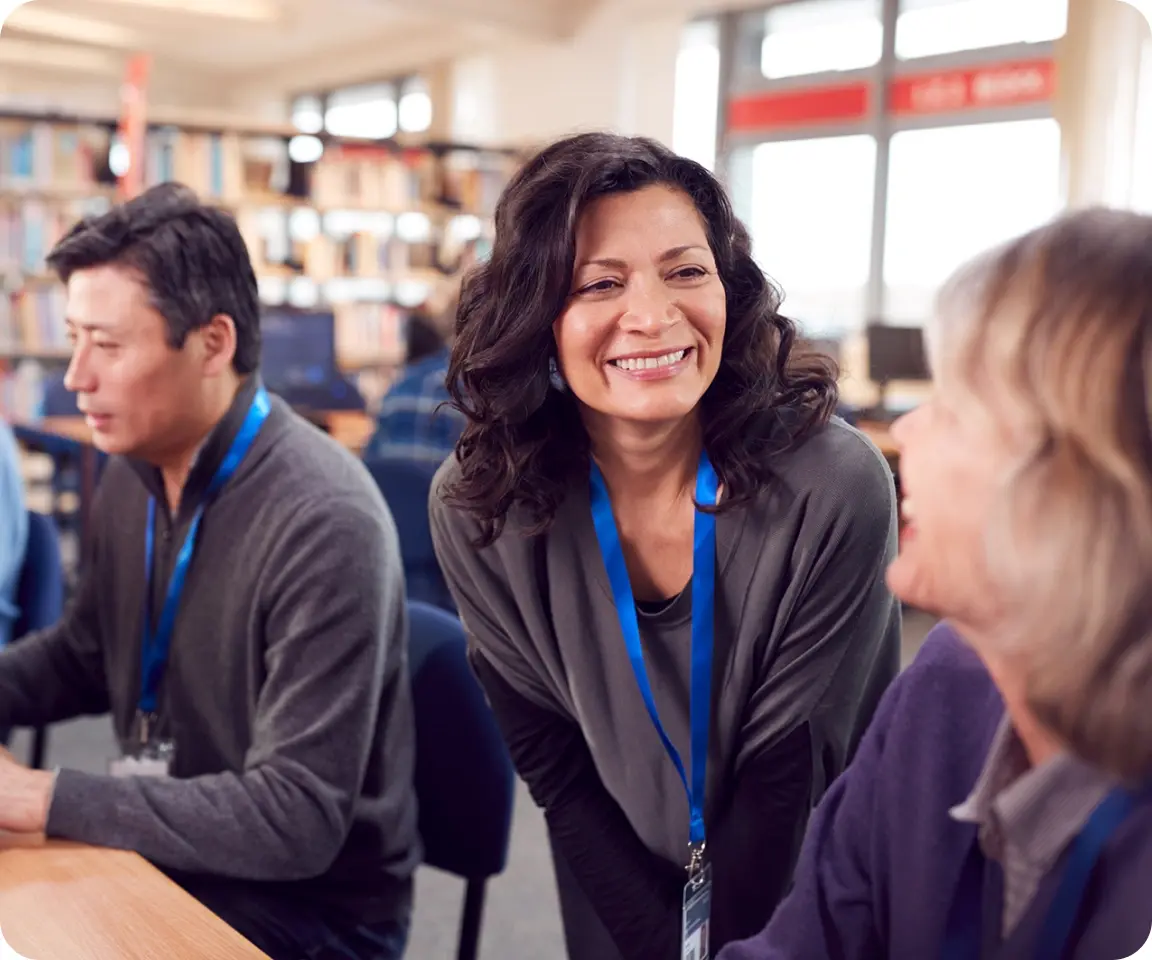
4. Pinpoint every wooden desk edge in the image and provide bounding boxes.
[0,839,271,958]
